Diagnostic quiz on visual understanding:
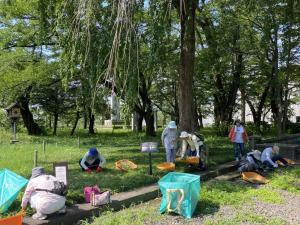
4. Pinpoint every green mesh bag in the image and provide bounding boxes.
[158,172,200,218]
